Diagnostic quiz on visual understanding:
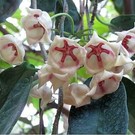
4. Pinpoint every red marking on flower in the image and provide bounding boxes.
[122,35,133,52]
[2,43,18,62]
[87,43,114,67]
[33,23,42,28]
[109,76,116,82]
[48,74,53,80]
[3,43,18,56]
[34,14,39,18]
[54,40,79,64]
[98,80,105,93]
